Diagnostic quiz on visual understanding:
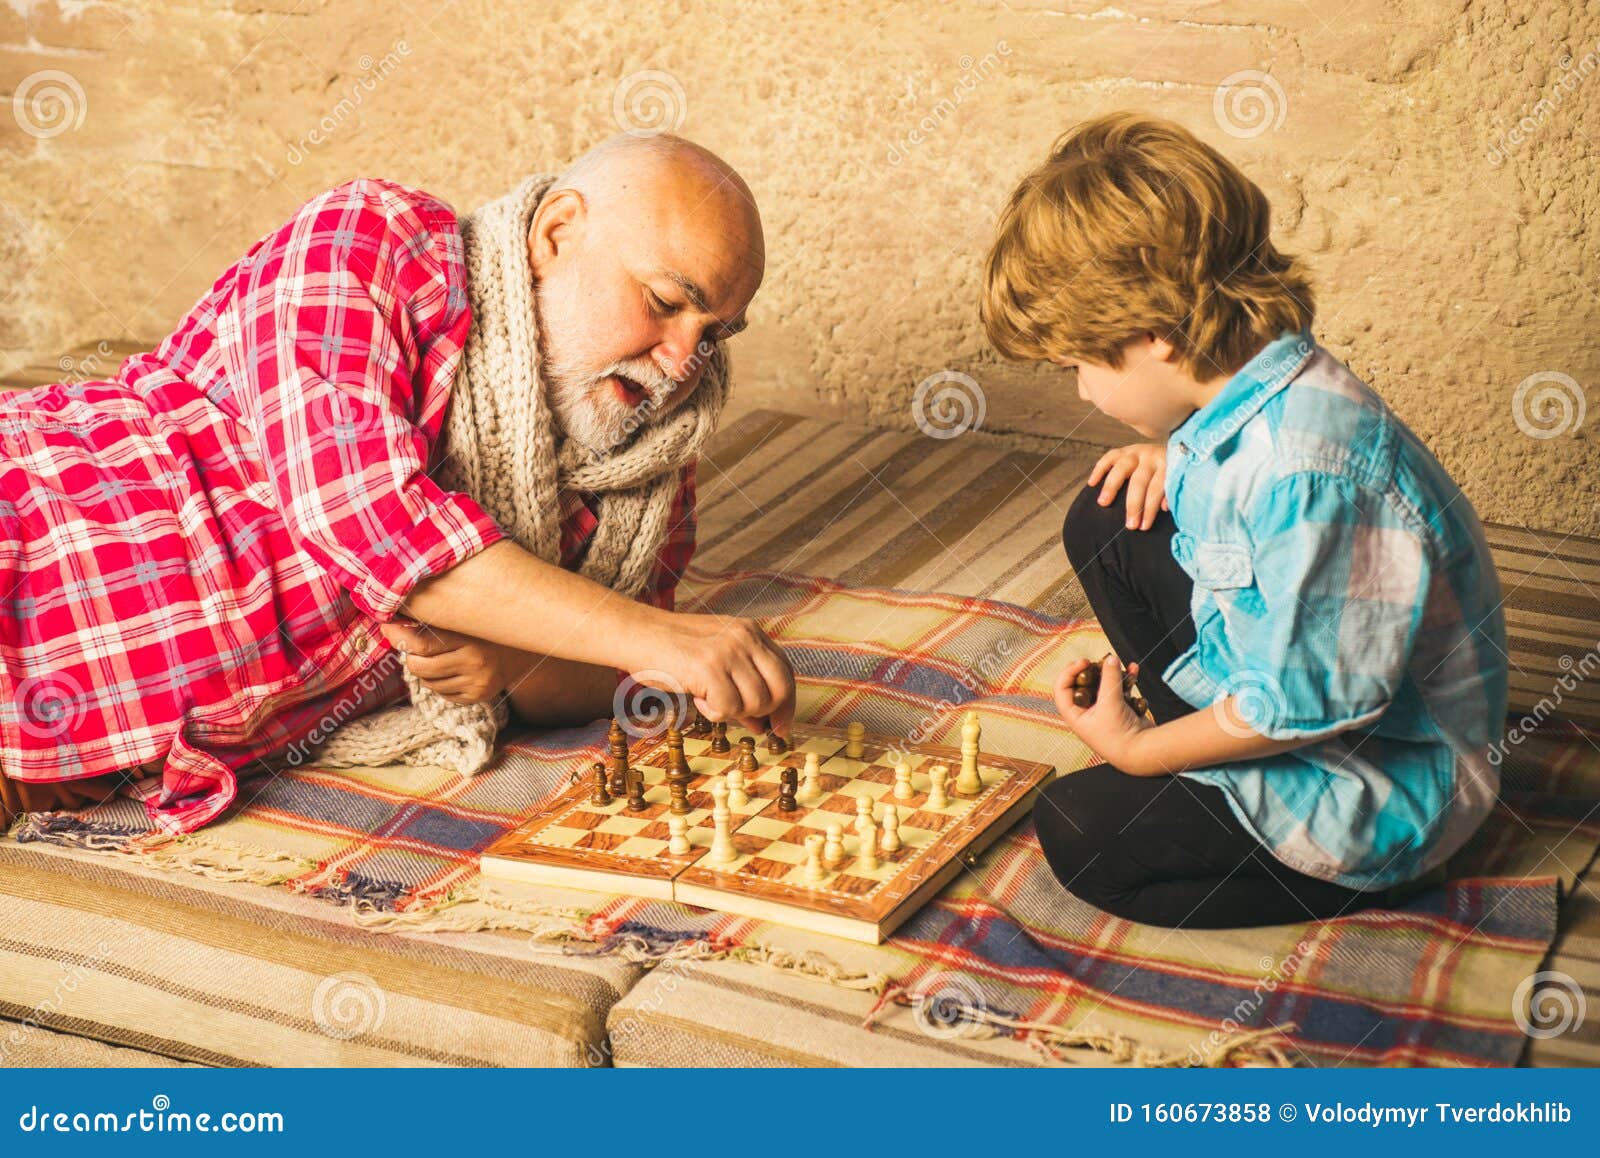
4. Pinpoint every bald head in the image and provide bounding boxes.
[526,134,764,452]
